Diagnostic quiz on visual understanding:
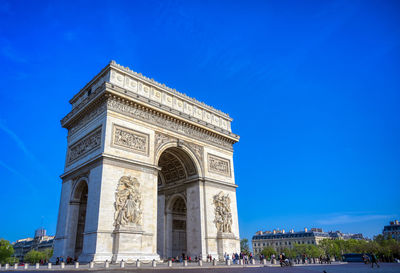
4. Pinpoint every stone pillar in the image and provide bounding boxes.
[48,263,52,269]
[262,259,267,265]
[226,259,231,266]
[198,260,203,266]
[60,262,65,269]
[5,264,9,270]
[216,232,237,260]
[213,259,217,266]
[186,183,203,258]
[167,260,172,267]
[14,264,18,269]
[183,260,188,267]
[251,259,255,265]
[165,212,173,258]
[35,263,40,269]
[104,260,109,268]
[74,262,79,269]
[24,264,28,269]
[120,260,125,268]
[136,260,140,268]
[152,259,157,267]
[89,262,94,268]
